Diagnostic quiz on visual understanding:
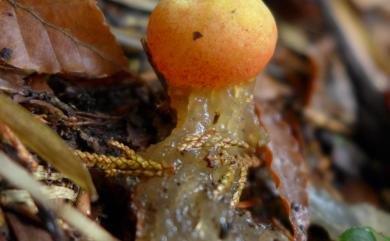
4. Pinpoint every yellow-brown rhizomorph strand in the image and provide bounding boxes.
[177,129,261,206]
[74,140,173,177]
